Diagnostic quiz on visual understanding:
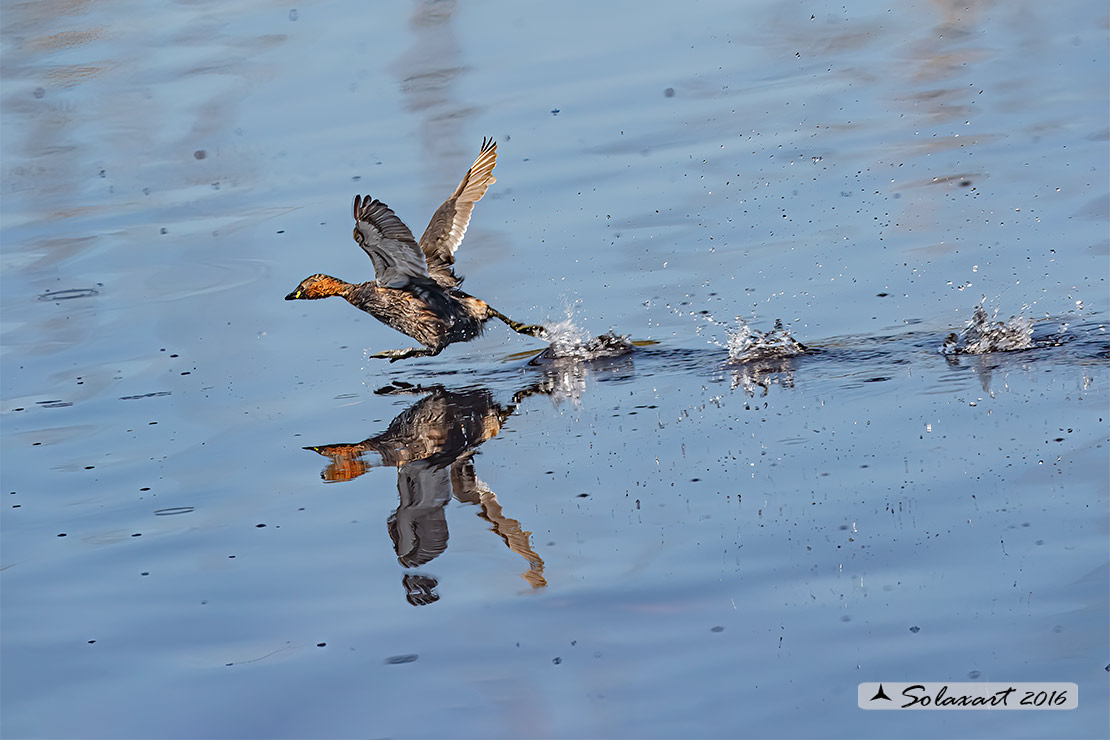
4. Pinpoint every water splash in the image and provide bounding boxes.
[535,317,635,362]
[942,299,1034,355]
[540,317,591,354]
[689,306,807,362]
[509,313,637,406]
[726,319,808,362]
